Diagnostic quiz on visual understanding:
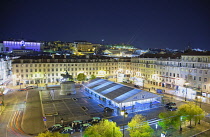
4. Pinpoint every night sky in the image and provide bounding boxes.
[1,0,210,50]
